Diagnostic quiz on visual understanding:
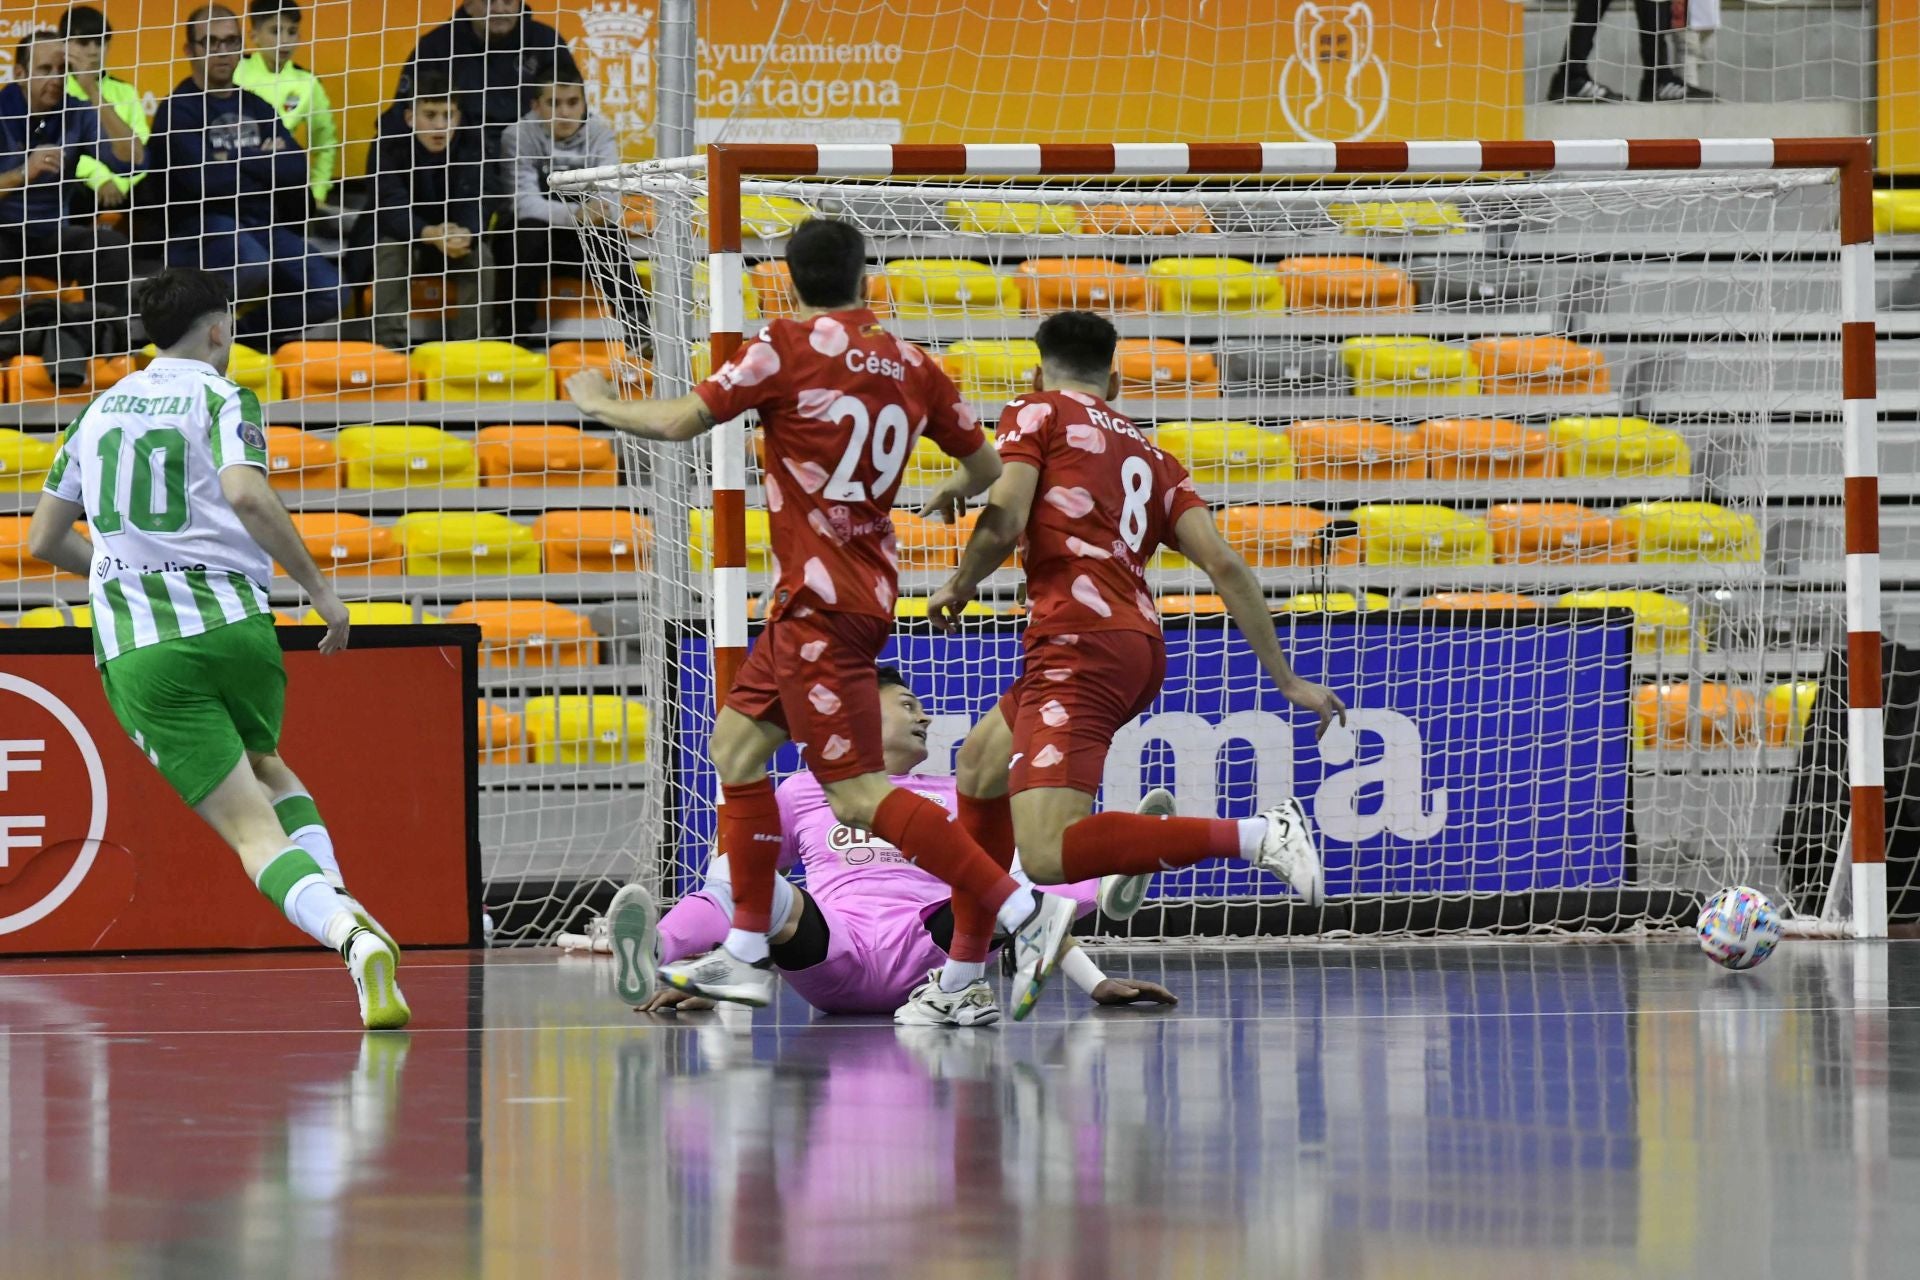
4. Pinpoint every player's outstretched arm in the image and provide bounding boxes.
[918,441,1003,523]
[565,370,716,442]
[1176,506,1347,738]
[25,494,94,577]
[928,460,1038,630]
[220,466,351,655]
